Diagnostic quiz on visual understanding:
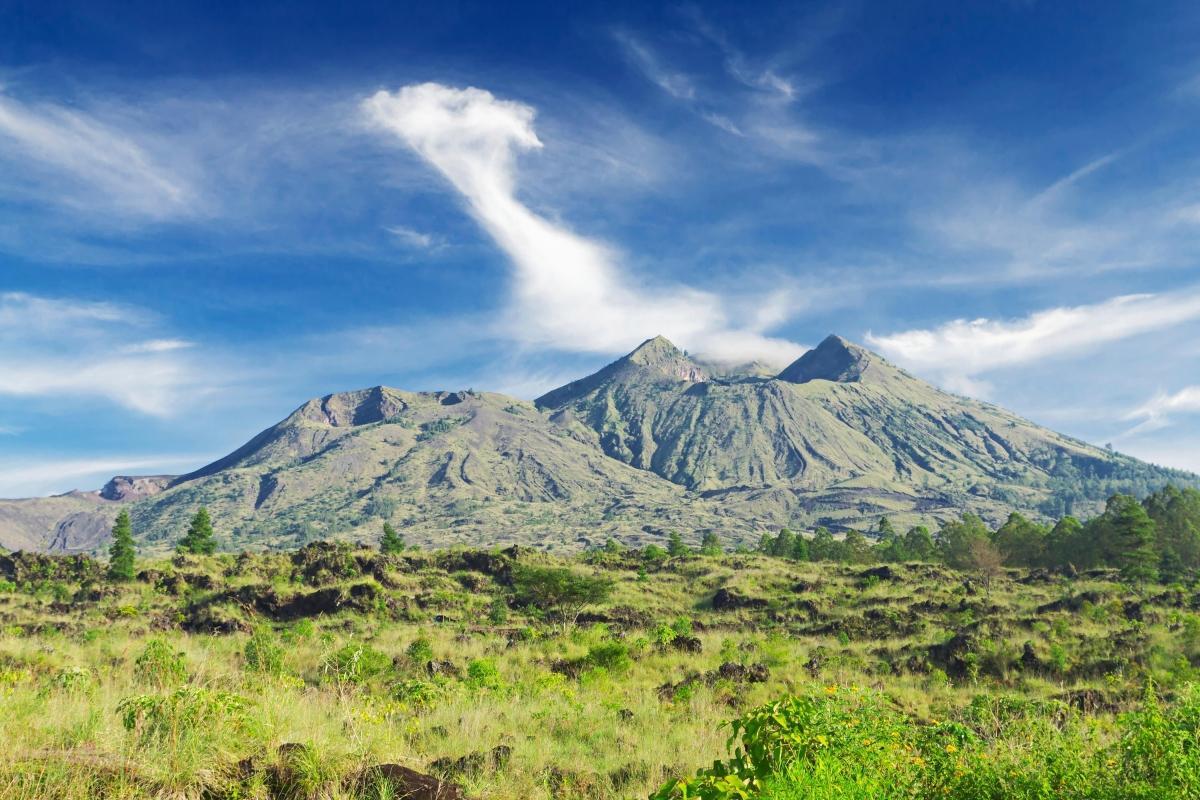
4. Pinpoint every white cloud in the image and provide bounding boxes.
[0,92,197,218]
[615,33,697,100]
[867,288,1200,395]
[362,82,802,365]
[1124,386,1200,433]
[0,454,205,498]
[0,293,210,415]
[385,225,440,249]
